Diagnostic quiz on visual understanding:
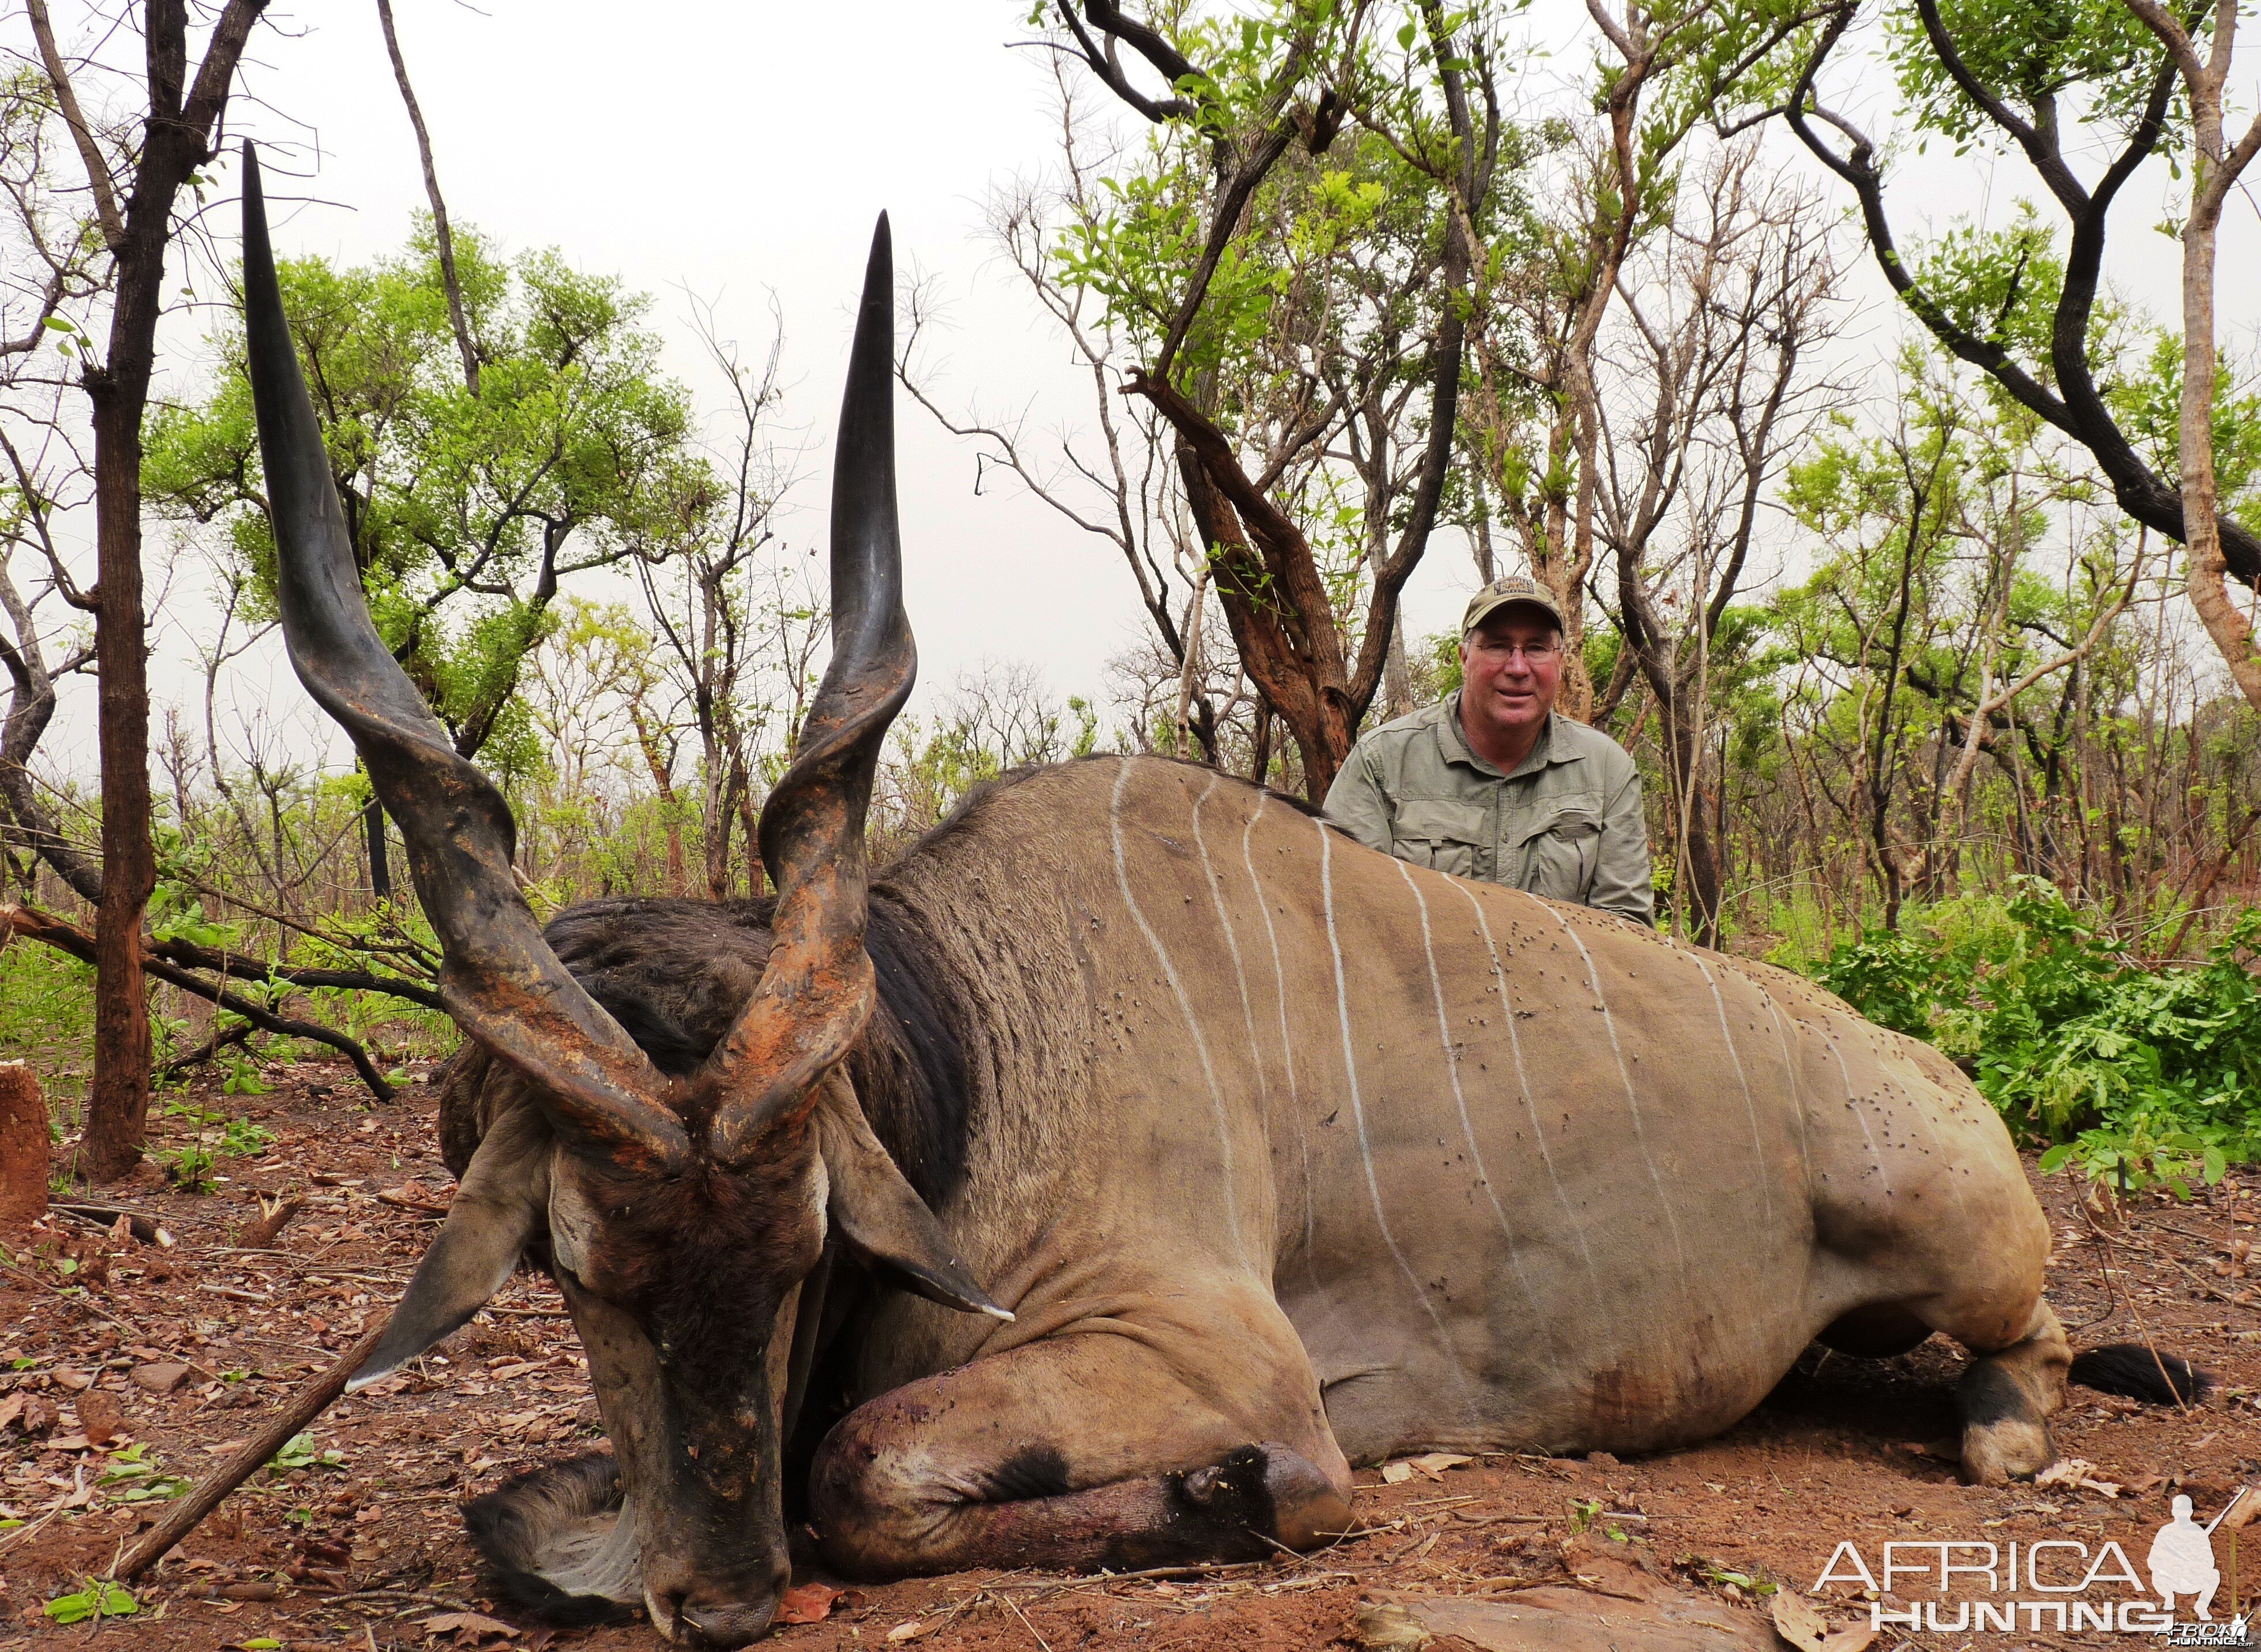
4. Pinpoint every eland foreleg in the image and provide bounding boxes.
[808,1319,1351,1575]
